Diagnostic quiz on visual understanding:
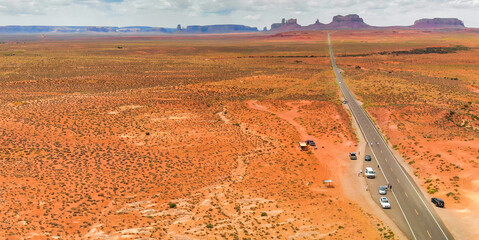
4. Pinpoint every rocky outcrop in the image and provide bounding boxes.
[271,14,372,31]
[303,19,326,30]
[268,15,469,33]
[183,25,258,34]
[327,14,371,29]
[270,18,301,32]
[0,15,469,35]
[412,18,465,29]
